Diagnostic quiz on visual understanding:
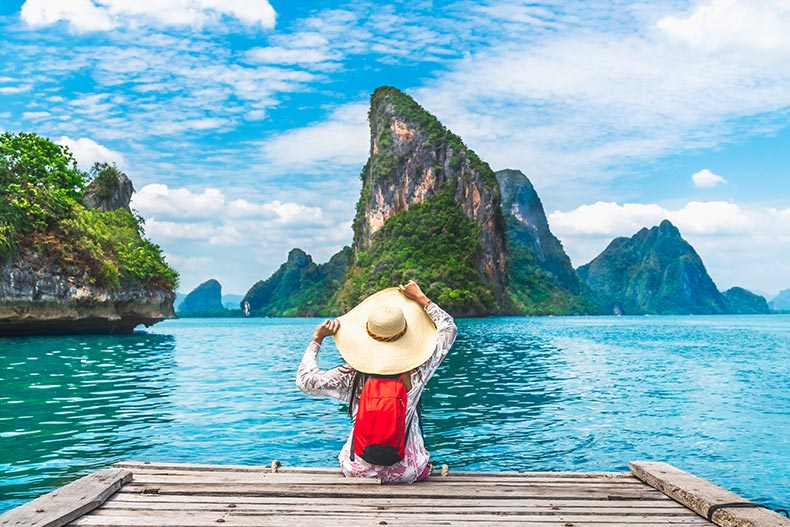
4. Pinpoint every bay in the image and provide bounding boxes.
[1,315,789,514]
